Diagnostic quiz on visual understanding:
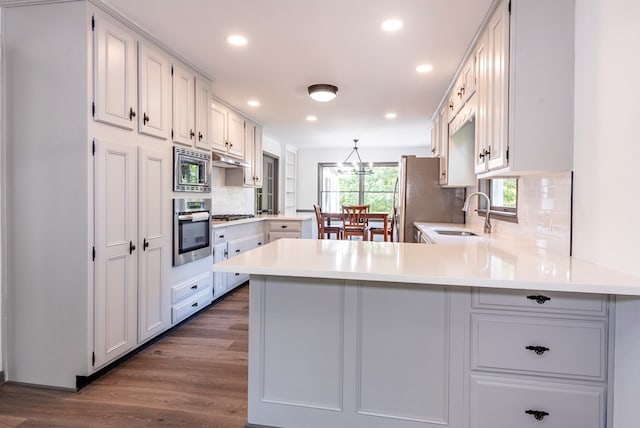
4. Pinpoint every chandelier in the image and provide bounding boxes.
[337,139,373,175]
